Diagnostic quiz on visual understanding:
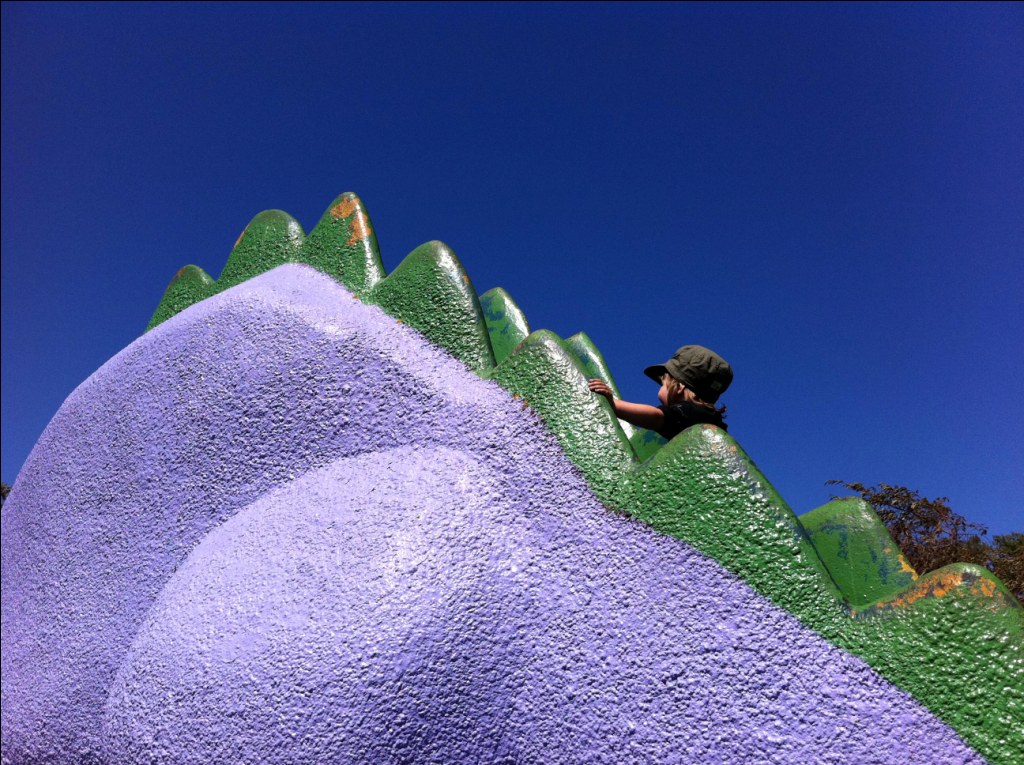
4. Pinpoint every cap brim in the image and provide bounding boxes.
[643,365,667,383]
